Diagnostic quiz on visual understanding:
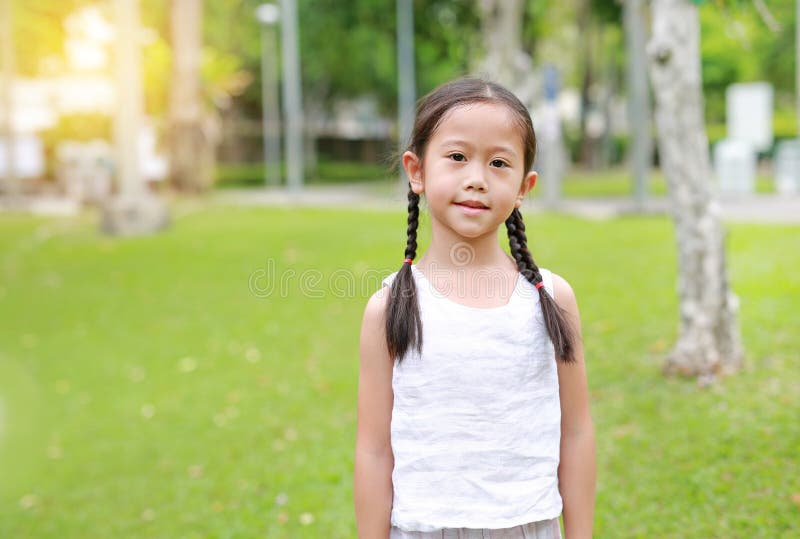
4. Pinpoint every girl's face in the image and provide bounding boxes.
[403,102,537,242]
